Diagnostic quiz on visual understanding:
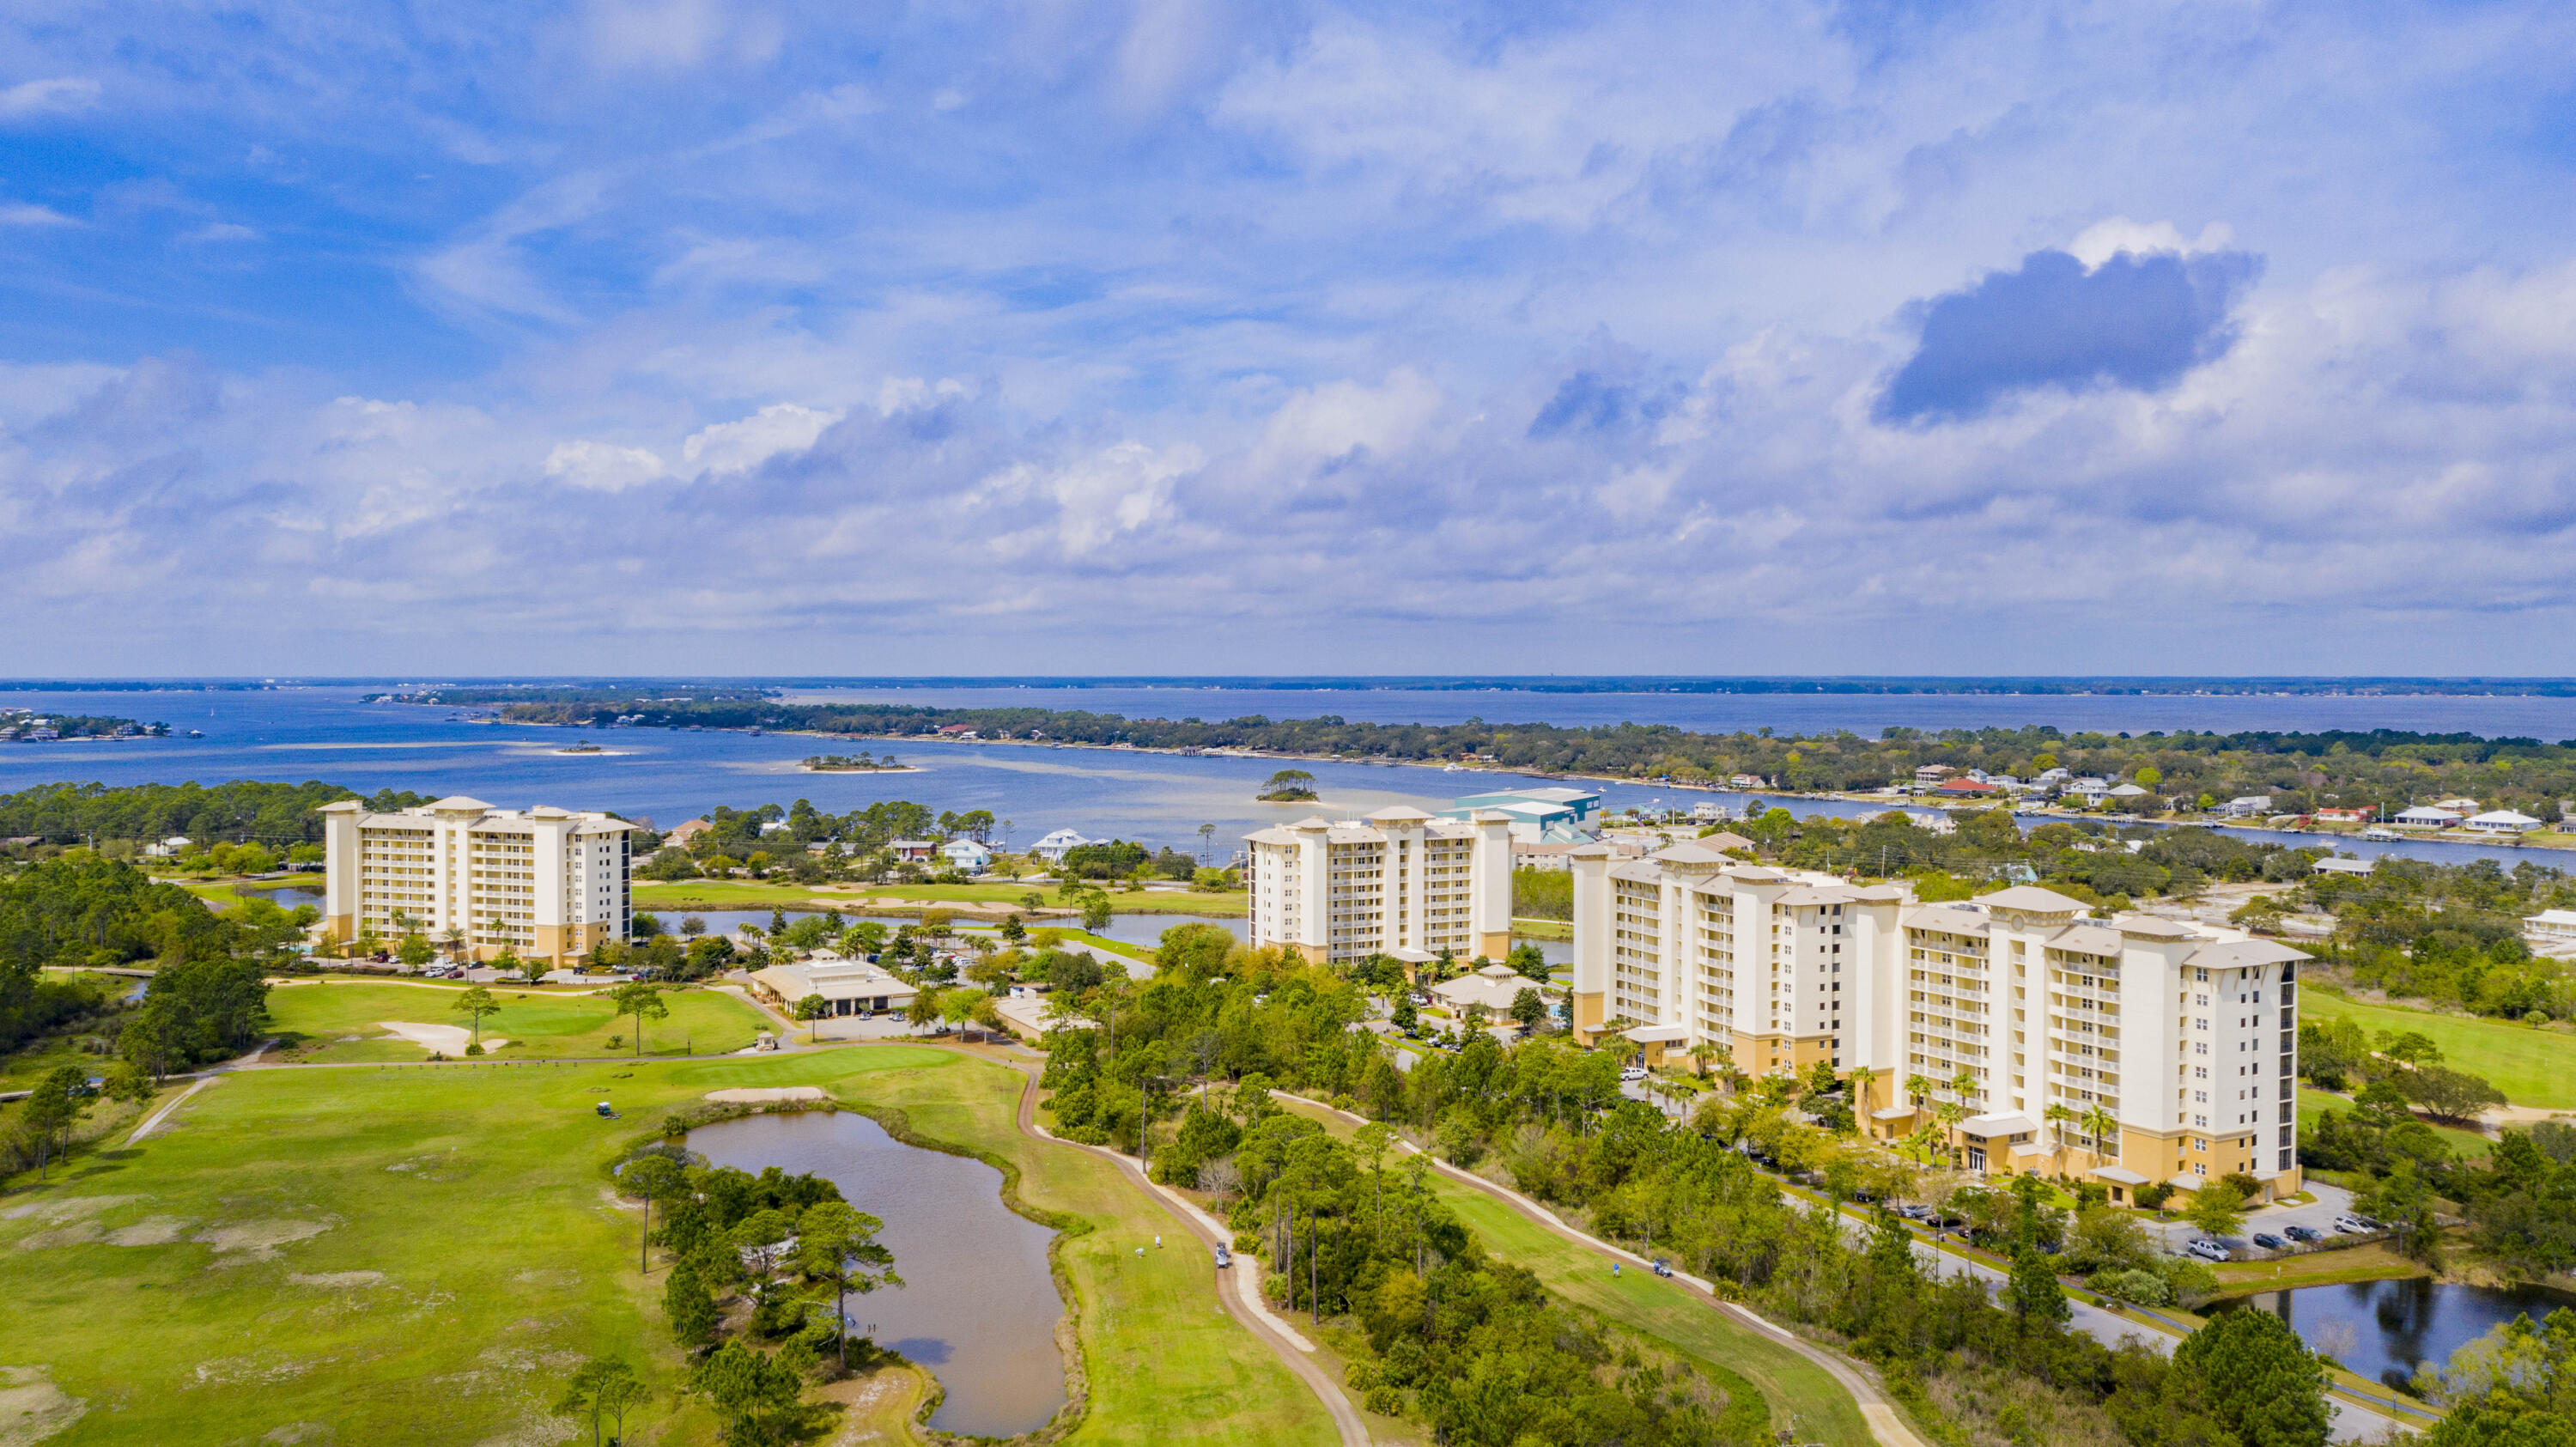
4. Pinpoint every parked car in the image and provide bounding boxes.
[2252,1233,2284,1250]
[1619,1066,1648,1081]
[2333,1214,2371,1234]
[1213,1246,1231,1269]
[2186,1239,2231,1262]
[2283,1225,2320,1243]
[1893,1203,1932,1220]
